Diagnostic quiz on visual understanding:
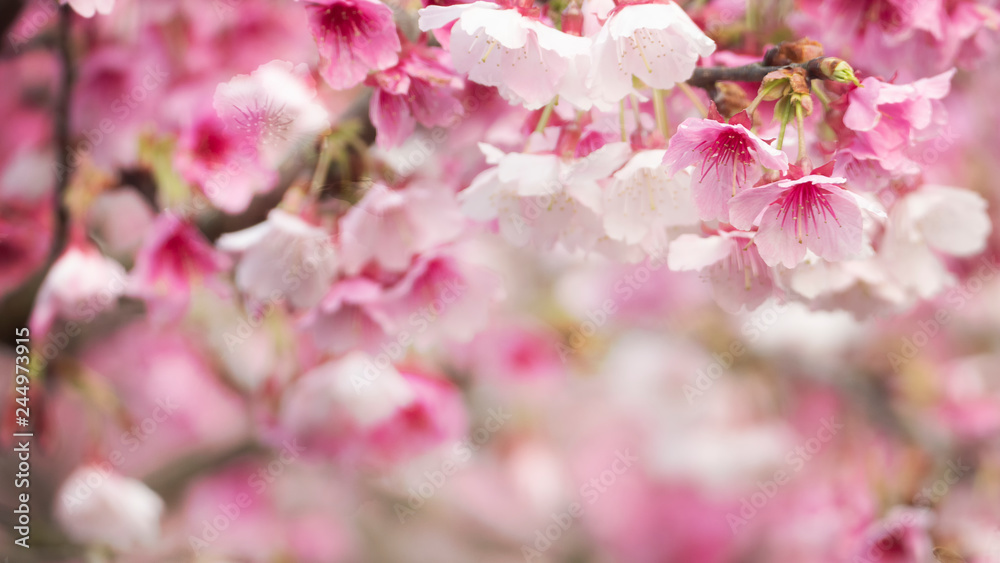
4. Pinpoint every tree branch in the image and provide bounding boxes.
[686,58,827,90]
